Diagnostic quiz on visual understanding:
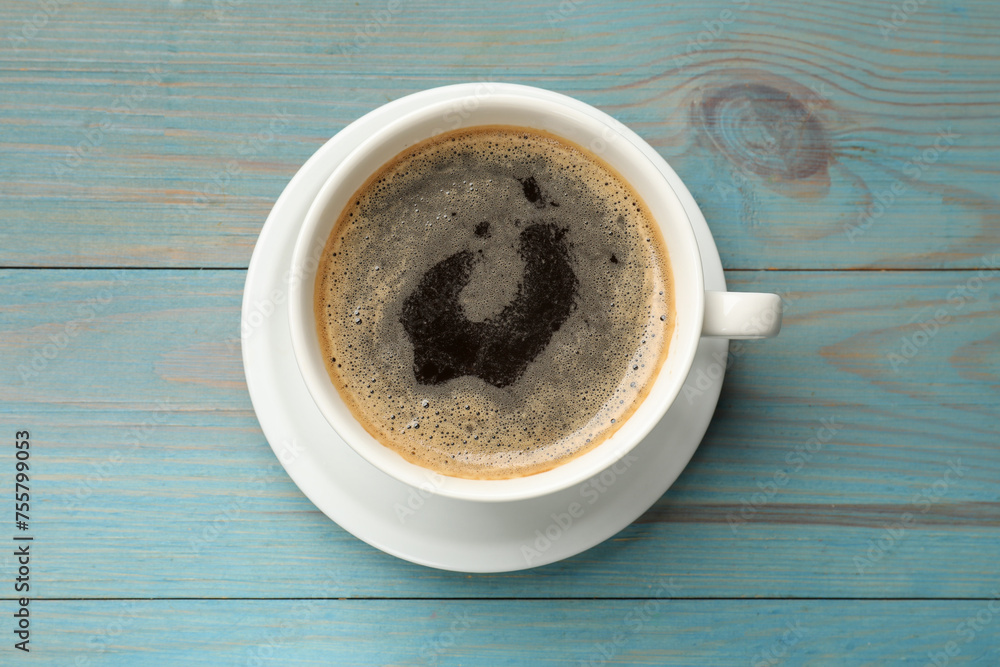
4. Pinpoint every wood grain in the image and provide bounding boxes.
[1,0,998,268]
[1,269,996,598]
[2,1,998,661]
[3,600,999,665]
